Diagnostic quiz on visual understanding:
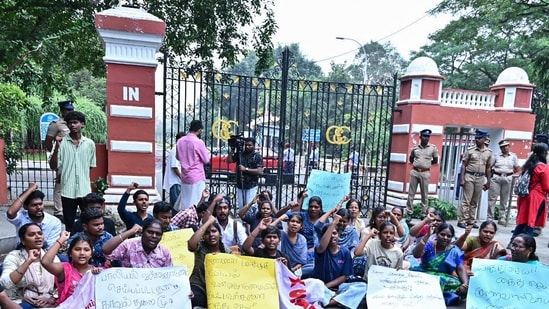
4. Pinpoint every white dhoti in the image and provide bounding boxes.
[176,180,206,211]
